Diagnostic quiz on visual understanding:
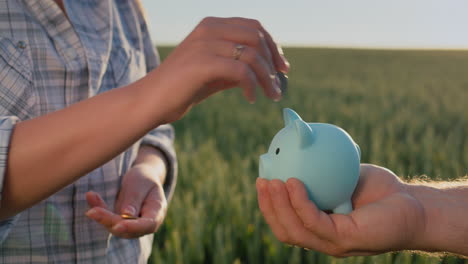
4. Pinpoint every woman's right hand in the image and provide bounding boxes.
[1,17,292,220]
[141,17,290,124]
